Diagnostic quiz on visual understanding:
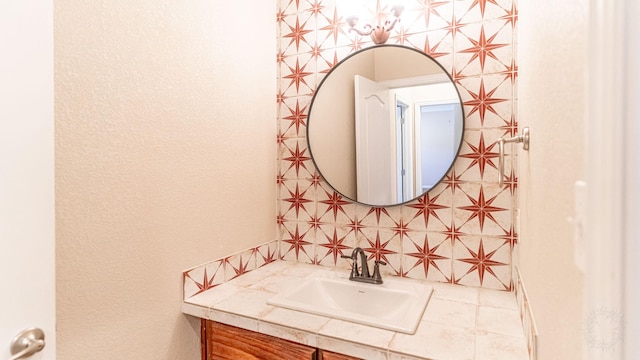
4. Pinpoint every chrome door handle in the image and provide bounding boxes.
[9,328,45,360]
[498,127,530,188]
